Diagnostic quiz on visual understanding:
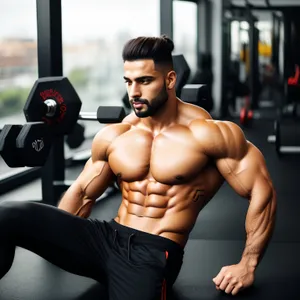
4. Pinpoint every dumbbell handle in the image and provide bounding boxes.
[42,99,124,124]
[78,112,97,121]
[43,99,97,120]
